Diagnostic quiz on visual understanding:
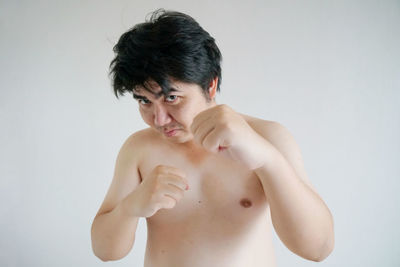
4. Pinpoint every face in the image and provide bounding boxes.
[133,78,217,143]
